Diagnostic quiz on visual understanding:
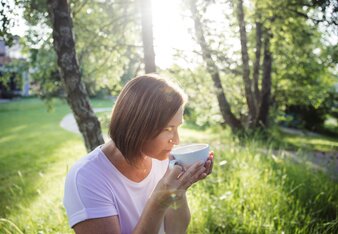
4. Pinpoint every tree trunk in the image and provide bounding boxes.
[47,0,104,152]
[139,0,156,73]
[235,0,257,125]
[257,32,272,127]
[188,0,242,132]
[253,21,262,104]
